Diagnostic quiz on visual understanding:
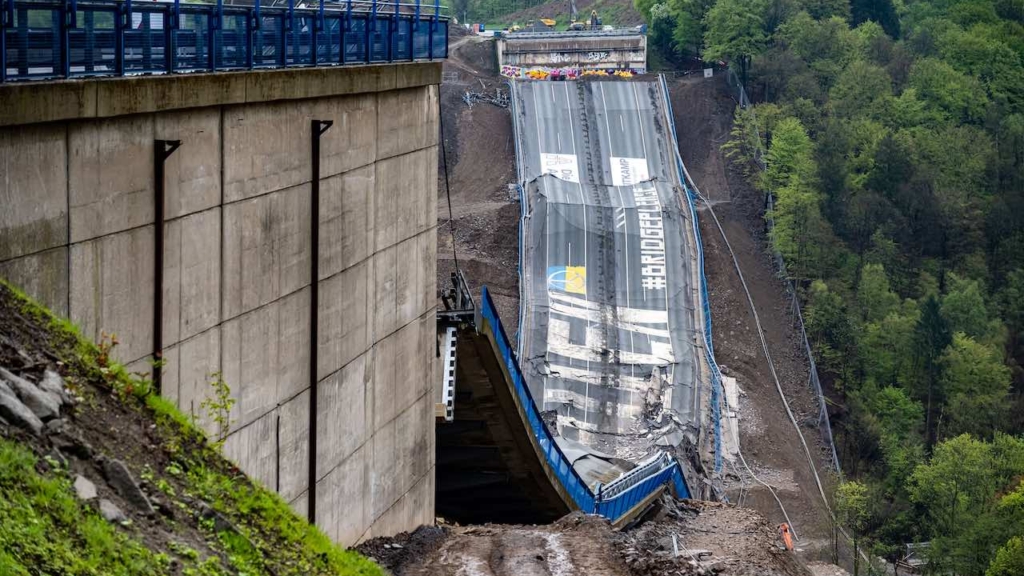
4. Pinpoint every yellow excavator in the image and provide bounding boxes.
[566,1,601,31]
